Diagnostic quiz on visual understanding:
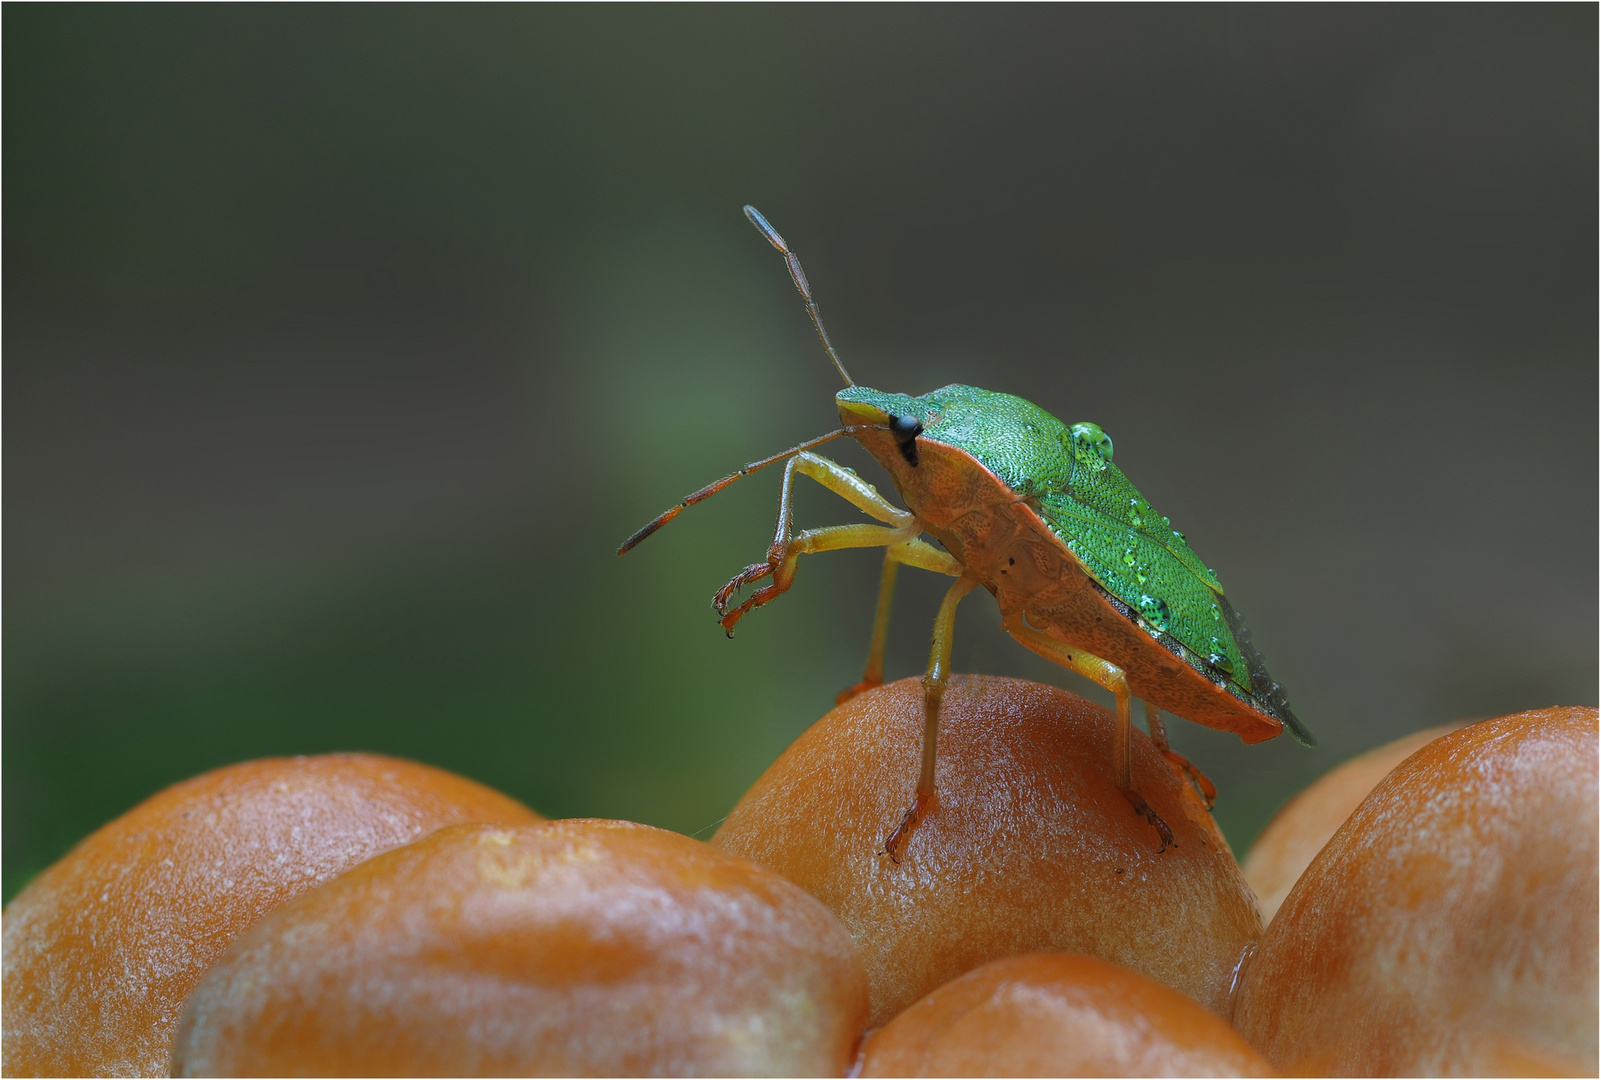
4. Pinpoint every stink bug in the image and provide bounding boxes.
[619,206,1314,856]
